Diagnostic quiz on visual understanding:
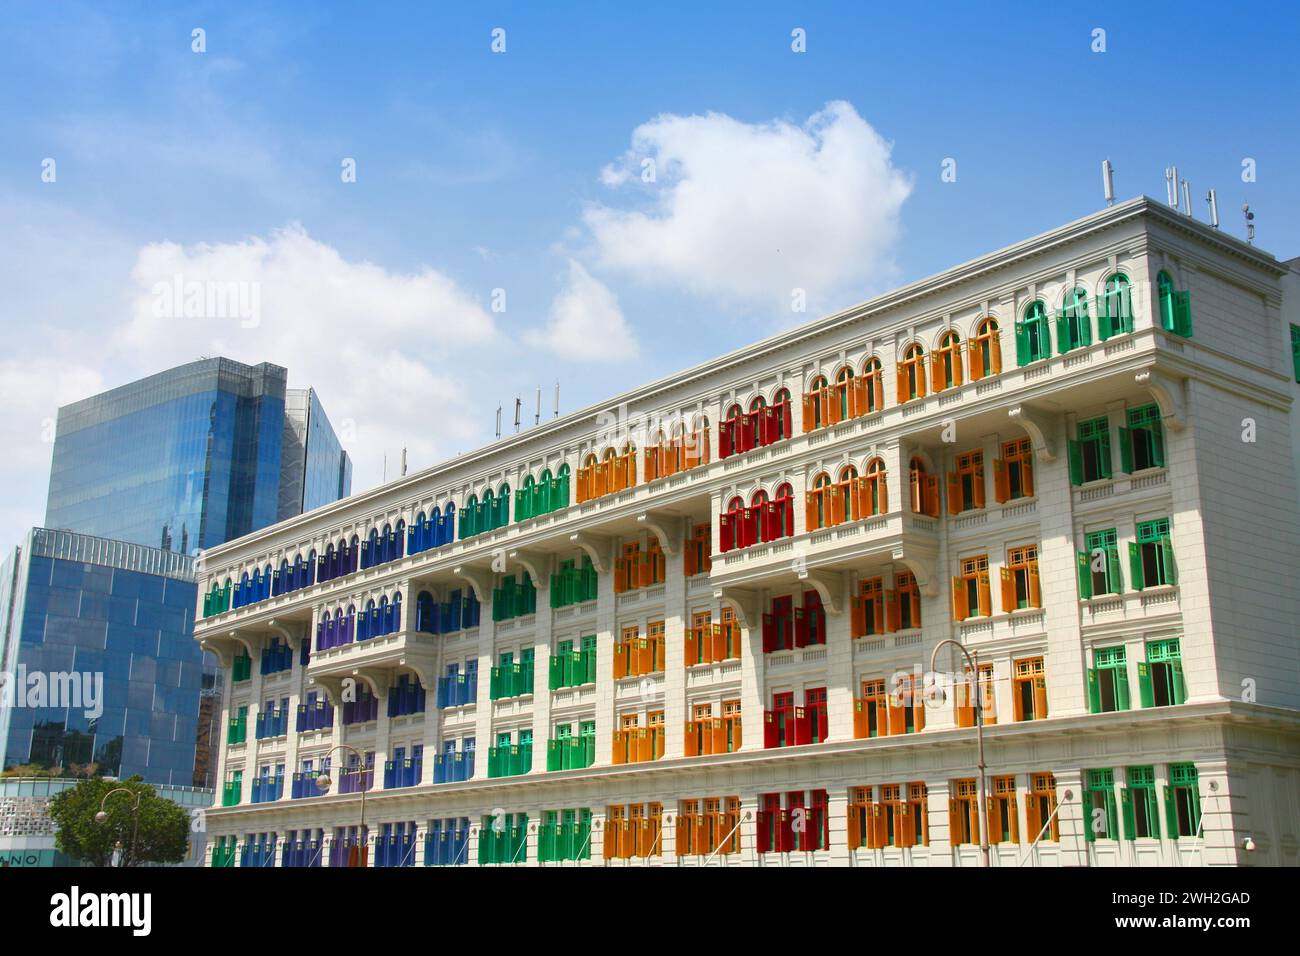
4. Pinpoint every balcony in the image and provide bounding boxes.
[549,649,596,690]
[226,715,247,745]
[611,728,663,765]
[255,709,289,740]
[425,821,472,866]
[338,768,374,794]
[291,771,323,799]
[613,636,663,679]
[296,700,335,733]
